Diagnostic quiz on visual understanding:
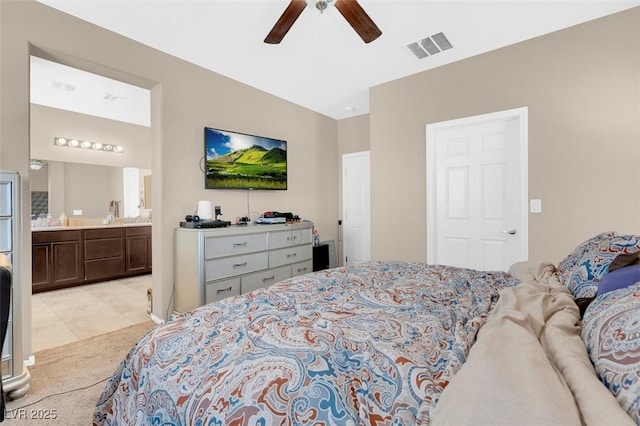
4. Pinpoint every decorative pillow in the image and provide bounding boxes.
[609,251,640,273]
[557,232,640,298]
[582,283,640,422]
[598,265,640,297]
